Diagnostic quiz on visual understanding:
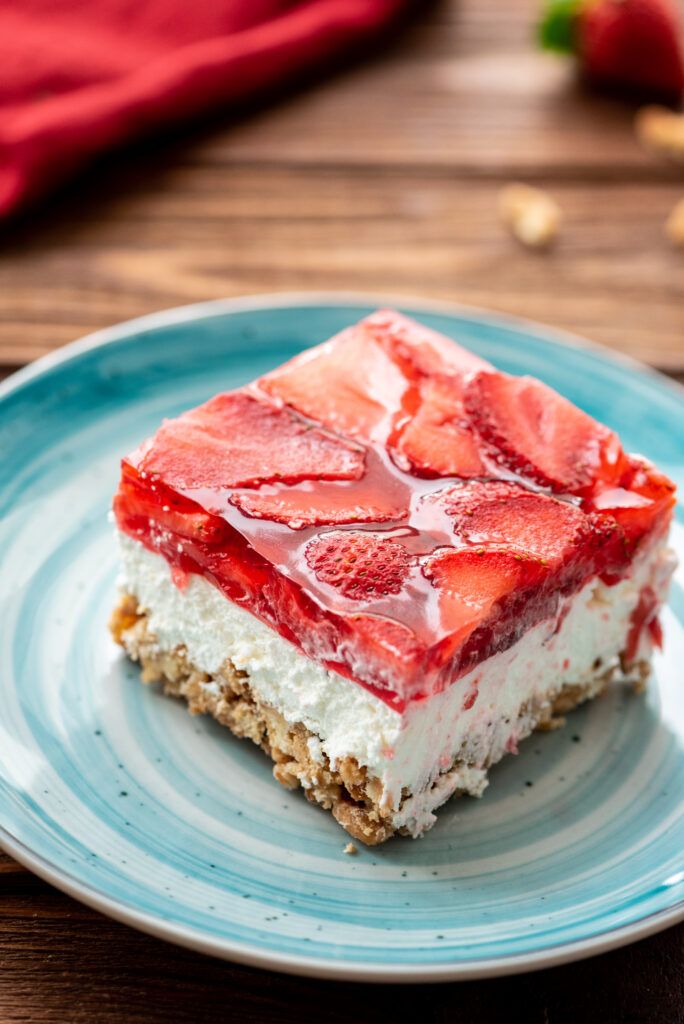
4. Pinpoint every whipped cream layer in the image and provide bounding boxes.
[116,533,674,836]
